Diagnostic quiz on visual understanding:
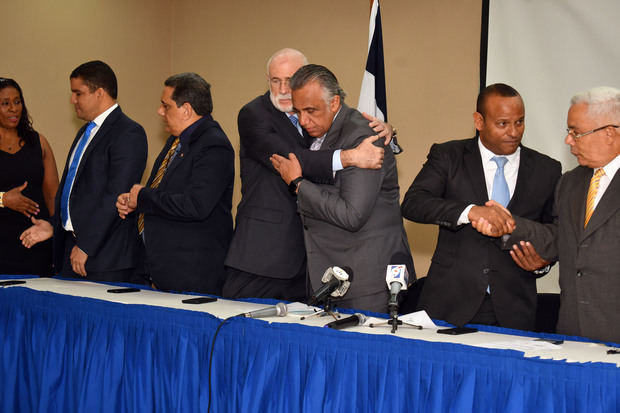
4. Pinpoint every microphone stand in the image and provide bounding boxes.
[369,303,422,334]
[300,297,340,321]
